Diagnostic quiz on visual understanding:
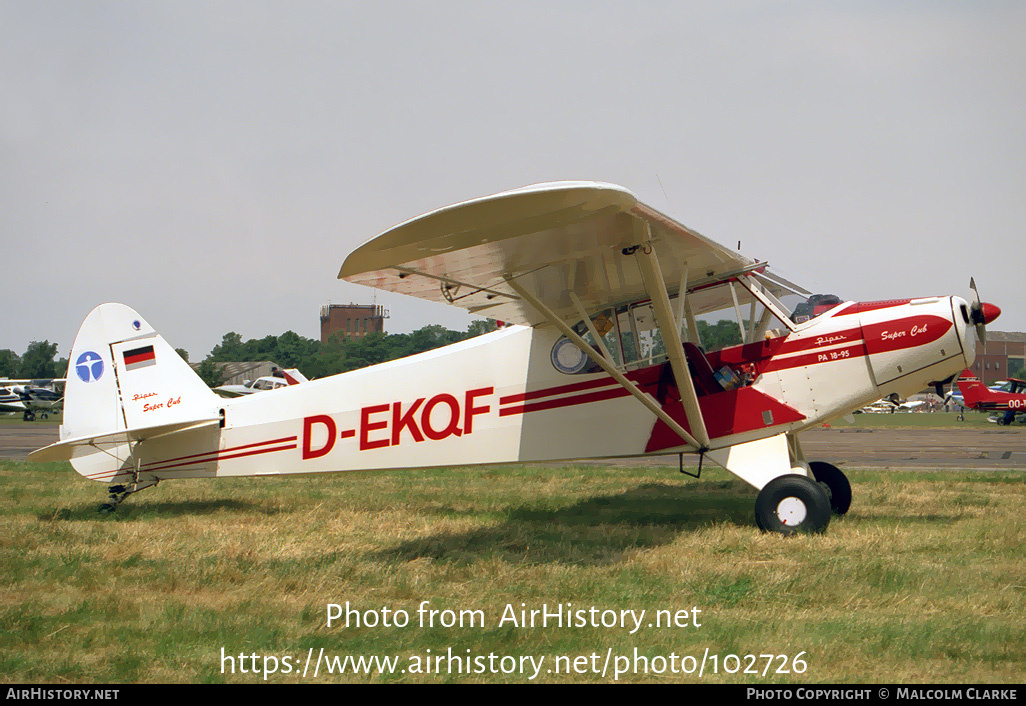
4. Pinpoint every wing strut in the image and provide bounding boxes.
[503,277,702,452]
[632,228,711,449]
